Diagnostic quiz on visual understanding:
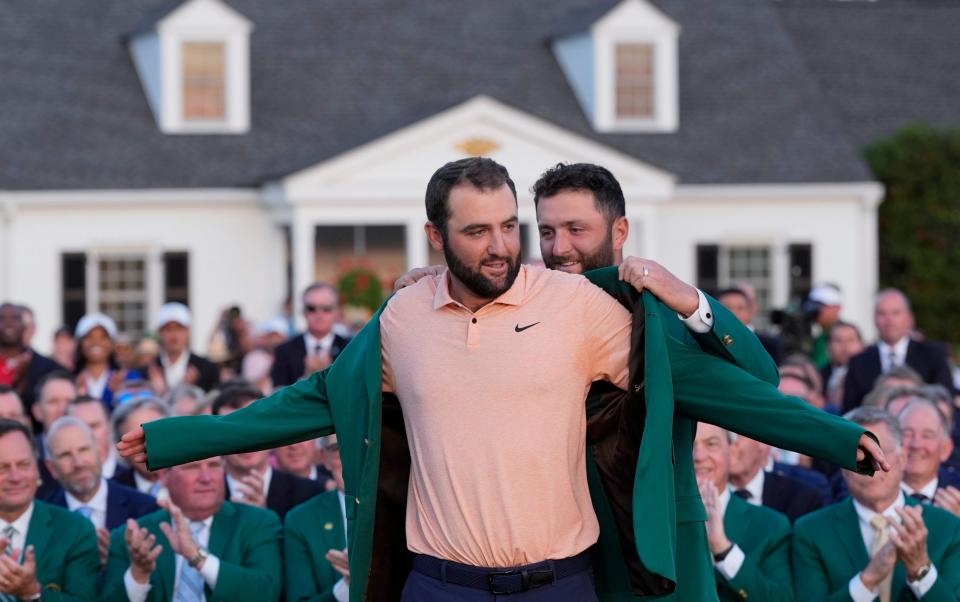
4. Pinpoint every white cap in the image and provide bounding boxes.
[809,284,842,306]
[155,302,192,329]
[259,317,289,337]
[75,313,118,339]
